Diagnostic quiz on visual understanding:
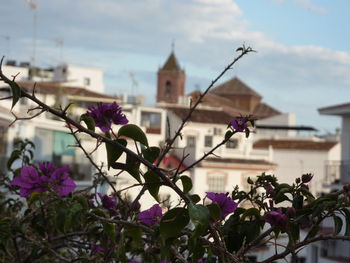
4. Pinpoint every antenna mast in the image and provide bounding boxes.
[26,0,38,66]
